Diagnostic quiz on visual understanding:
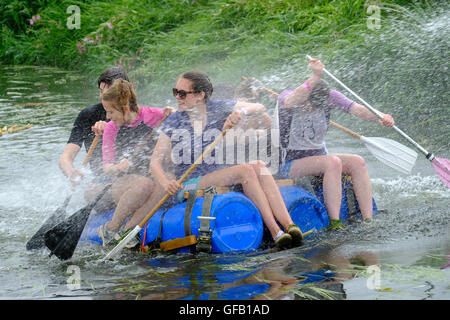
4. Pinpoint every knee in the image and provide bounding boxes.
[250,160,271,176]
[249,160,265,170]
[237,164,258,183]
[250,160,266,167]
[134,176,154,195]
[326,155,343,172]
[350,155,367,171]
